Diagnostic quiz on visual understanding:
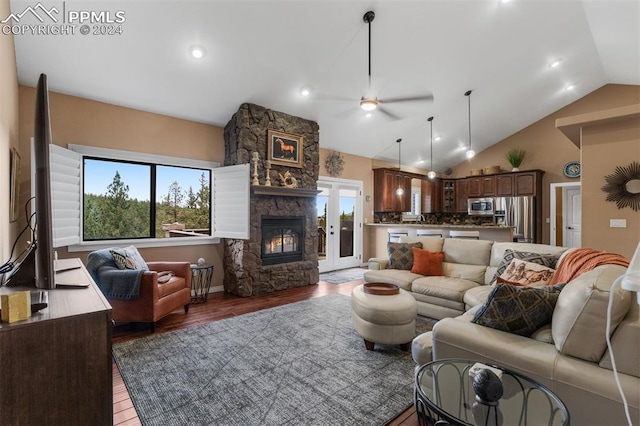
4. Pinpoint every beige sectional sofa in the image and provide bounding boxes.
[365,237,640,426]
